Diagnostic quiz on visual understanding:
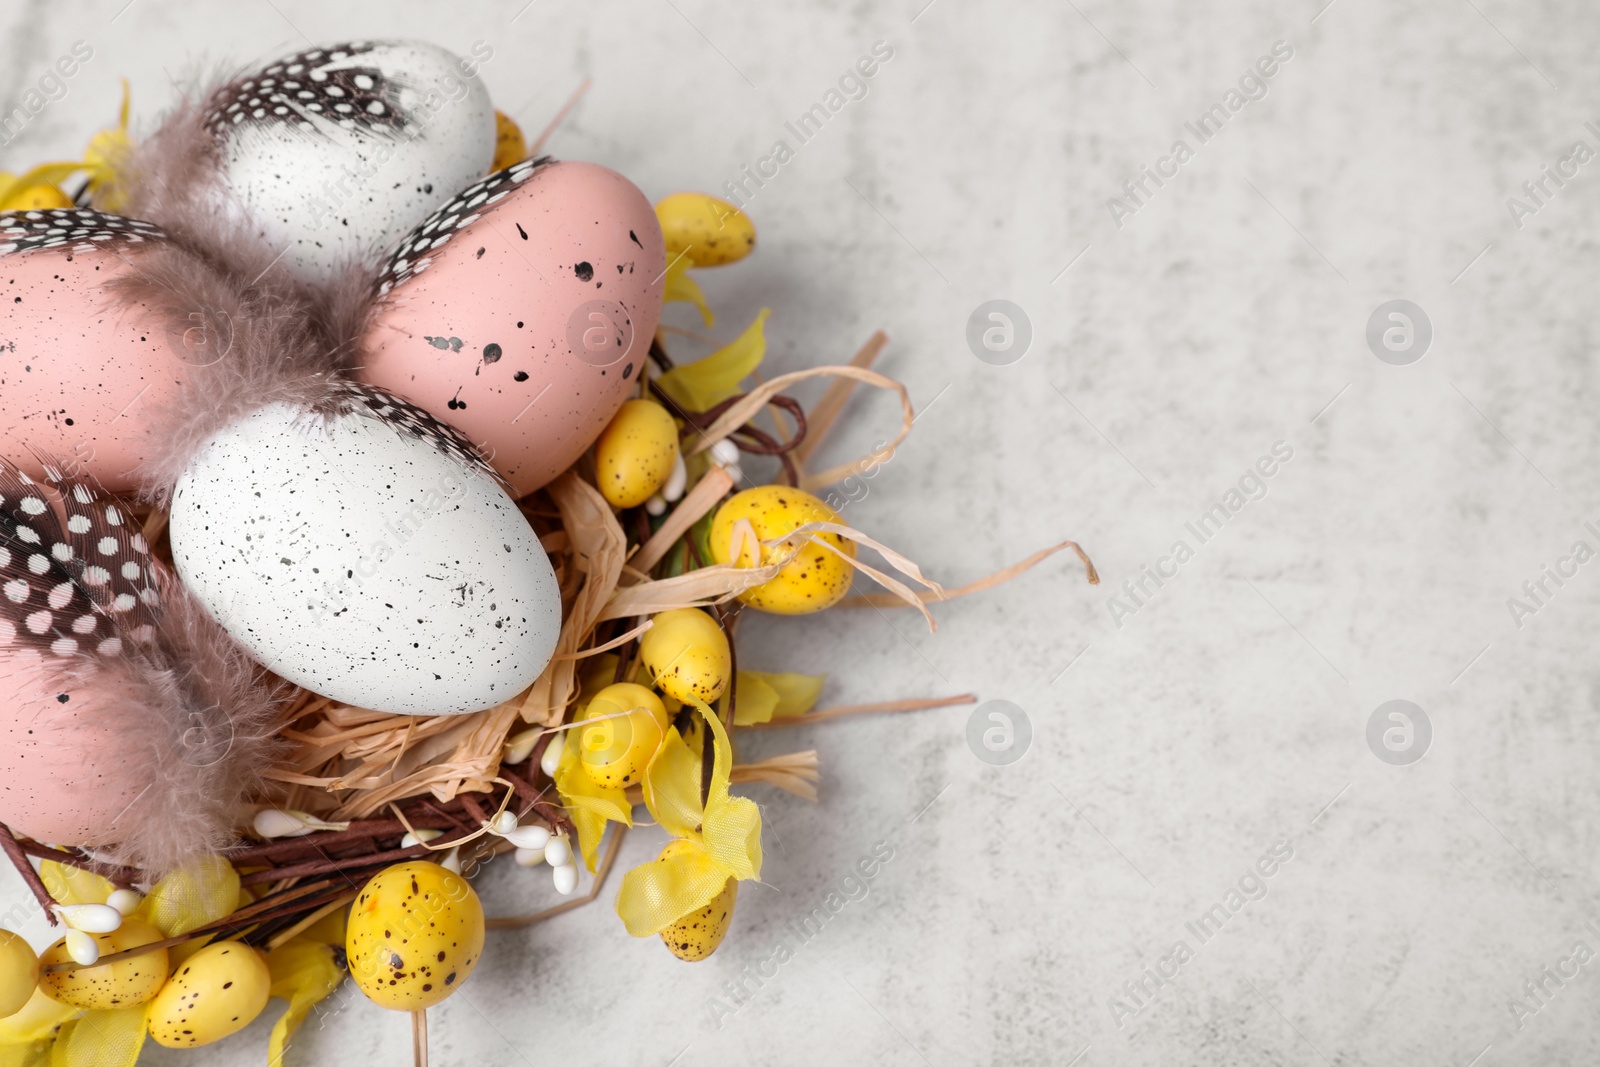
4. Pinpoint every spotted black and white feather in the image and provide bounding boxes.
[0,462,158,657]
[374,156,551,296]
[318,379,505,489]
[0,459,288,874]
[0,209,163,256]
[203,42,410,138]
